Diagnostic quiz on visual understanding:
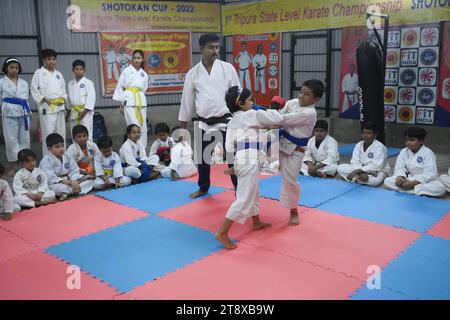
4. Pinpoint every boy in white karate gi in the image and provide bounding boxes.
[31,49,68,156]
[103,44,119,81]
[149,122,175,166]
[0,57,31,176]
[39,133,94,200]
[0,164,20,220]
[338,122,390,187]
[253,44,267,94]
[278,80,320,225]
[235,42,253,89]
[13,149,56,208]
[113,50,149,148]
[66,125,100,176]
[94,136,131,190]
[439,167,450,194]
[384,127,445,197]
[215,86,284,250]
[301,120,339,178]
[67,60,96,141]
